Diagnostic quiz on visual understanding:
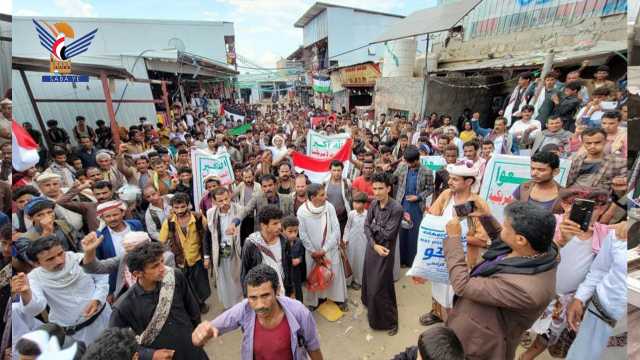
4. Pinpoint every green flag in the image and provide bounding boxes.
[228,123,252,136]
